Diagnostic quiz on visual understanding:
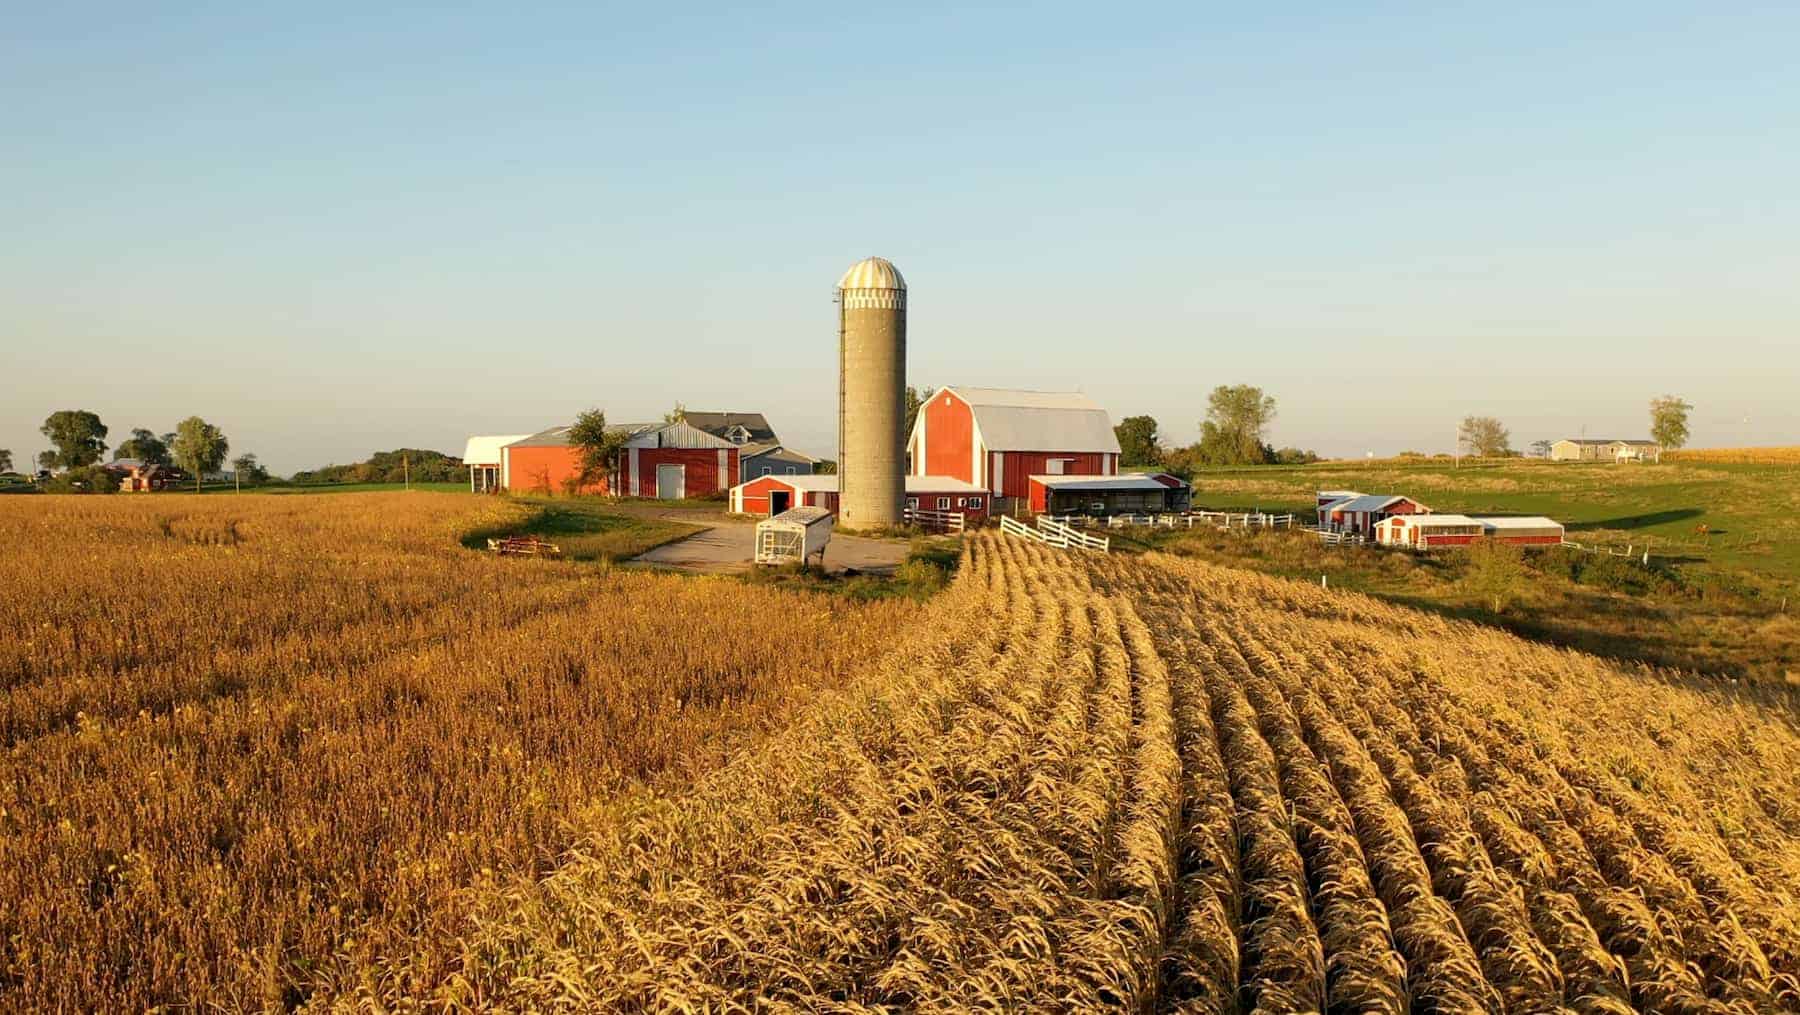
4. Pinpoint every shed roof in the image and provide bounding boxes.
[1331,494,1421,514]
[1474,515,1564,530]
[1317,489,1363,499]
[741,444,816,465]
[1029,474,1174,491]
[765,506,834,527]
[505,420,735,451]
[906,475,988,493]
[463,434,534,465]
[1558,438,1659,446]
[683,411,776,444]
[1383,513,1481,528]
[940,386,1121,454]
